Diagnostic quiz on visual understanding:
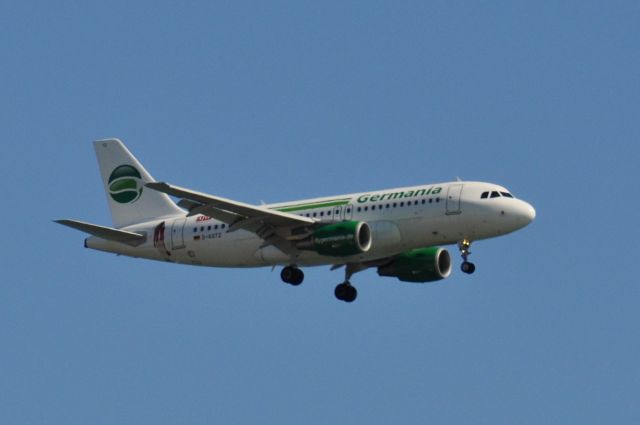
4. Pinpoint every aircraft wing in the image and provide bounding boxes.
[146,182,316,254]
